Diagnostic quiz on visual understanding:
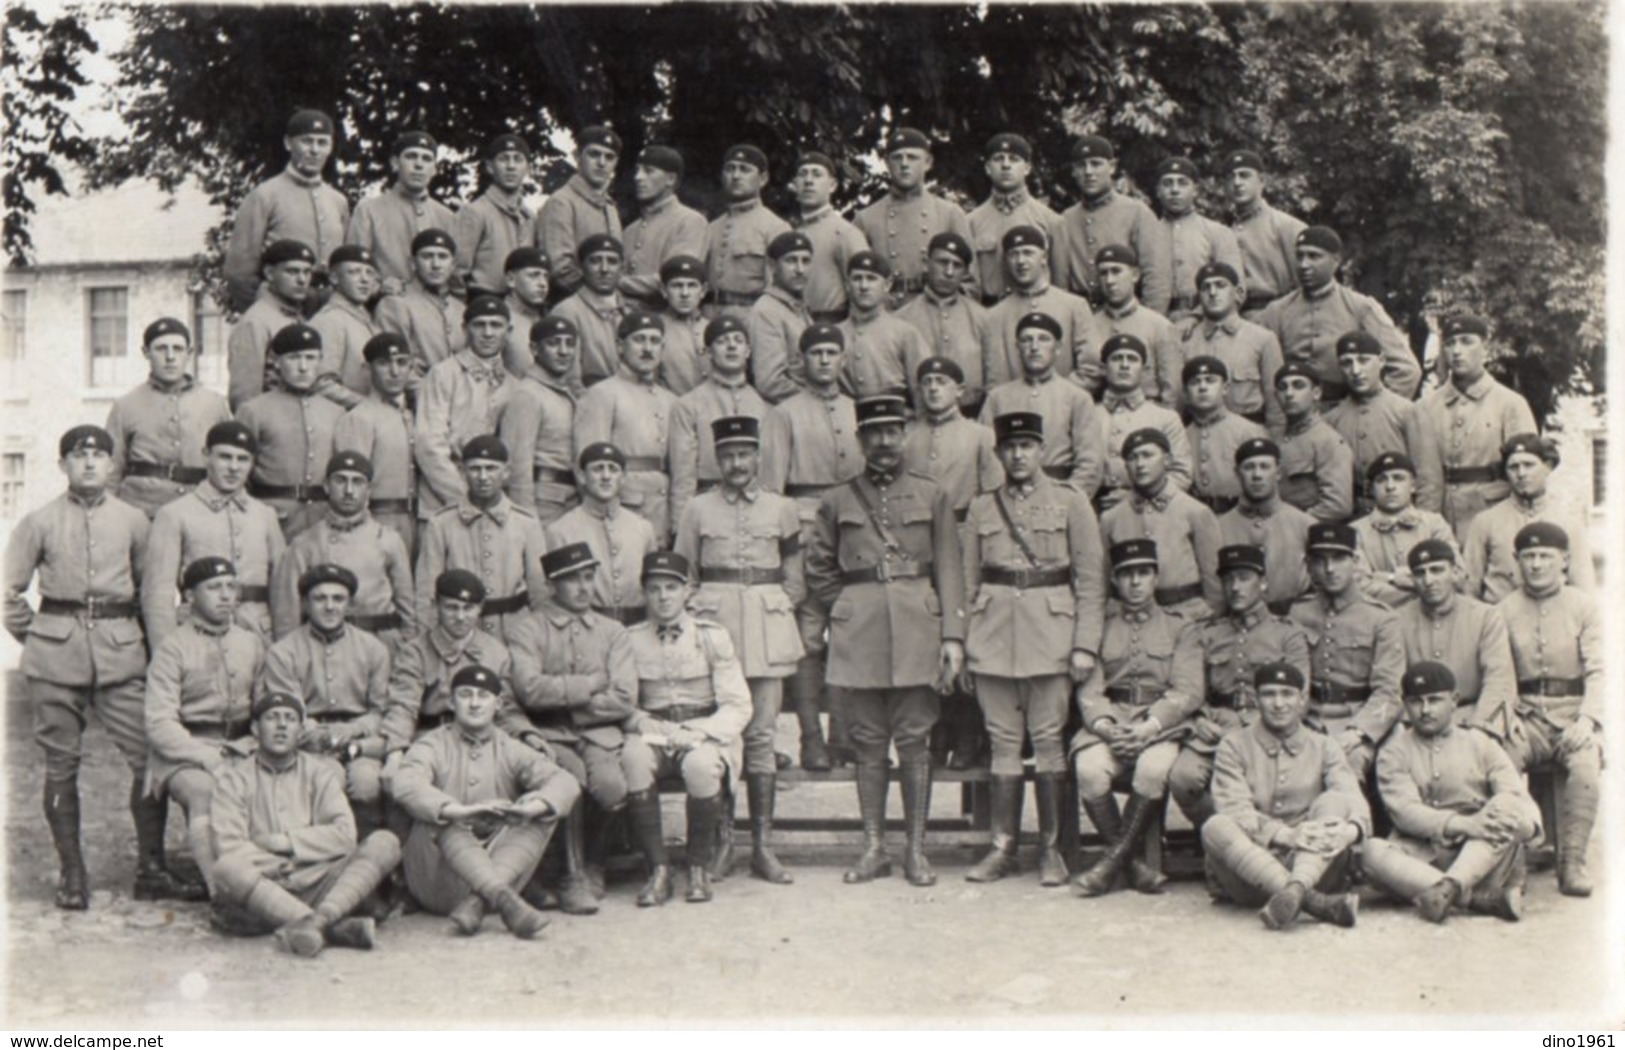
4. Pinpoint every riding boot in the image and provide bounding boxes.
[1033,773,1070,887]
[130,781,207,902]
[626,790,670,907]
[557,811,600,916]
[928,722,951,769]
[685,794,721,903]
[44,779,88,910]
[900,756,936,887]
[709,783,736,881]
[965,775,1022,882]
[1073,793,1163,896]
[1072,793,1124,896]
[843,759,893,882]
[747,773,793,884]
[792,667,832,772]
[1121,794,1168,894]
